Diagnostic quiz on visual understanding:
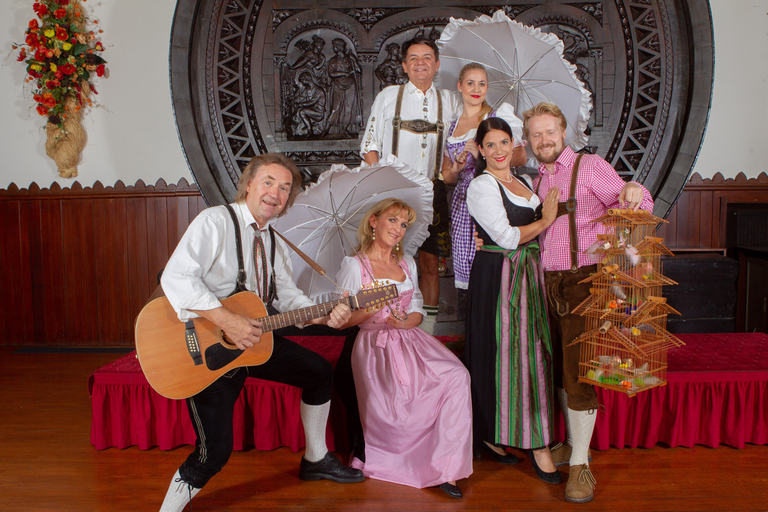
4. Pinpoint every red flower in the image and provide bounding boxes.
[61,63,76,75]
[17,49,27,61]
[54,8,67,19]
[95,41,104,51]
[58,0,69,5]
[96,64,105,77]
[43,96,56,108]
[33,93,44,103]
[34,49,46,61]
[46,79,60,89]
[56,27,68,41]
[33,3,49,16]
[54,70,63,79]
[36,104,48,116]
[29,19,39,30]
[25,33,39,46]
